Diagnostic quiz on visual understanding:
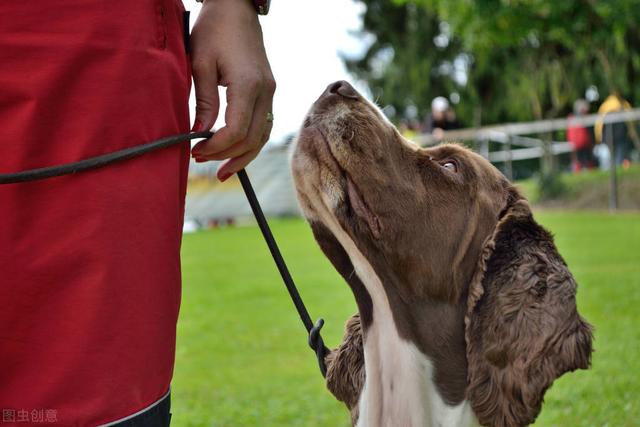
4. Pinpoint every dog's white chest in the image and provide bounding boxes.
[301,190,477,427]
[356,307,476,427]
